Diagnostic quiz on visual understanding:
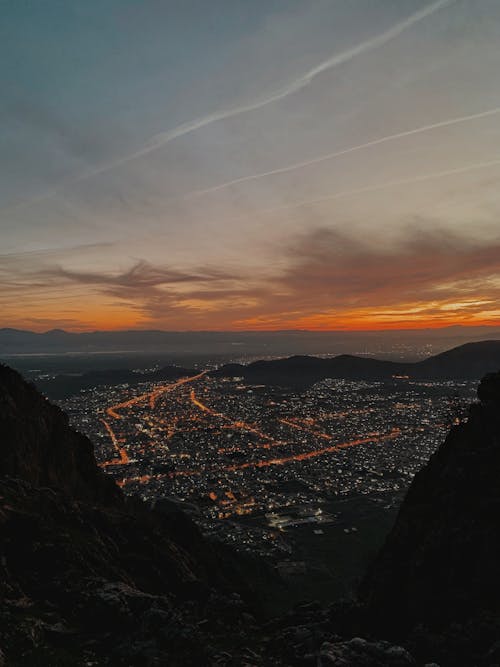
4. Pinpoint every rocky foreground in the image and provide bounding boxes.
[0,363,271,665]
[2,363,500,665]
